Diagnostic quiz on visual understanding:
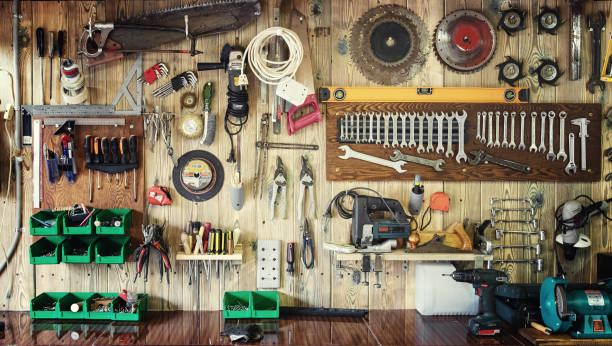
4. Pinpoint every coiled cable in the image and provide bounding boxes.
[225,87,249,162]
